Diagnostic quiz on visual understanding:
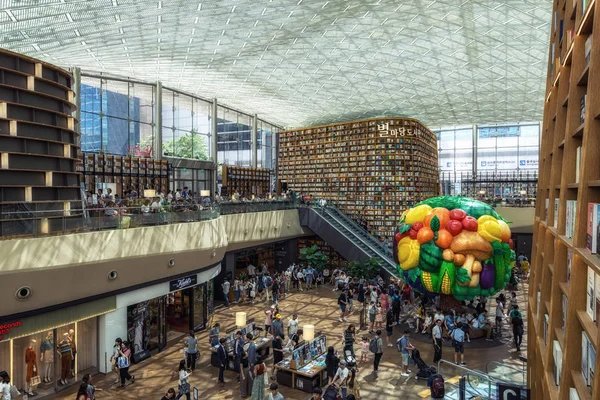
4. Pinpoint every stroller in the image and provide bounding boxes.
[323,384,340,400]
[412,348,437,380]
[344,348,357,369]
